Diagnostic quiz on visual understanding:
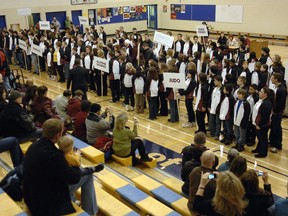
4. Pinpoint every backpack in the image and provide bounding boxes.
[0,164,23,201]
